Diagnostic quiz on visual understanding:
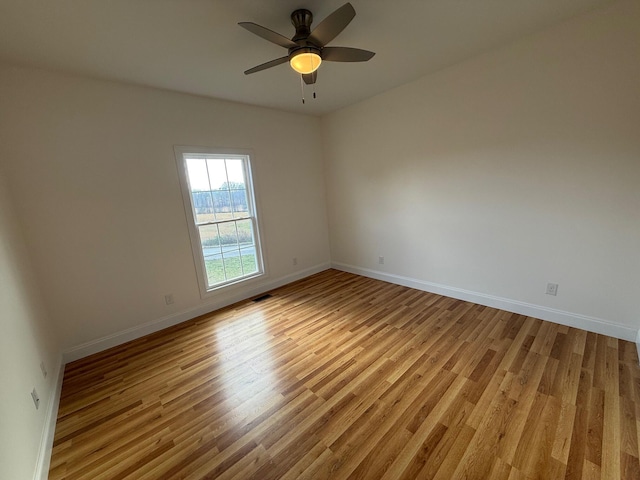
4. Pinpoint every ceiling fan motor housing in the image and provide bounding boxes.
[291,9,313,42]
[289,10,322,60]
